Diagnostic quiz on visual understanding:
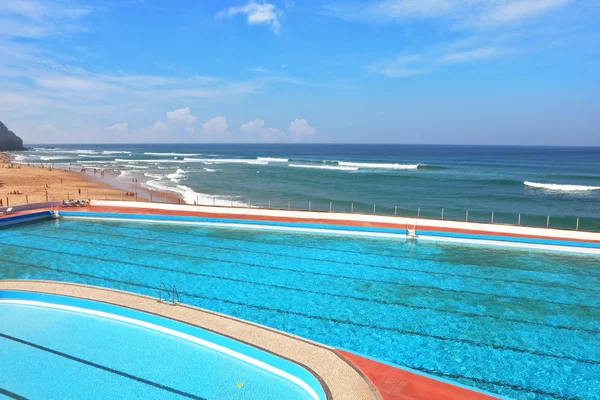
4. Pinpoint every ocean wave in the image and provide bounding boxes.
[524,181,600,192]
[203,168,216,172]
[144,173,164,179]
[338,161,420,170]
[142,180,243,206]
[77,160,118,164]
[79,154,108,158]
[183,158,267,164]
[39,156,68,160]
[166,168,187,183]
[289,163,359,171]
[257,157,288,162]
[123,165,149,169]
[103,151,132,155]
[144,152,201,156]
